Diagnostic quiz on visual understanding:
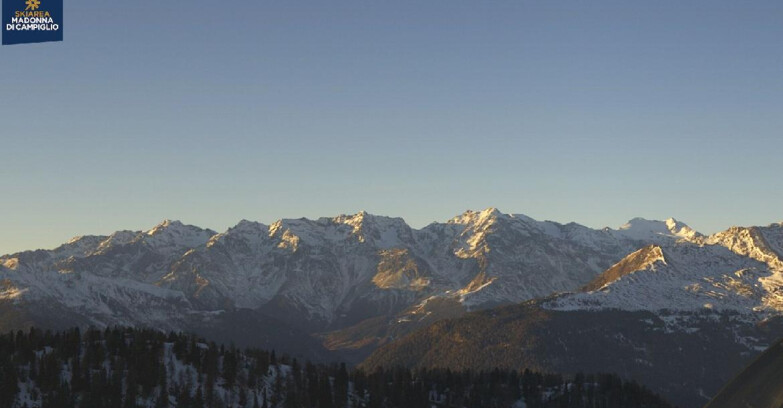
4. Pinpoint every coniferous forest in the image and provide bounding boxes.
[0,327,674,408]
